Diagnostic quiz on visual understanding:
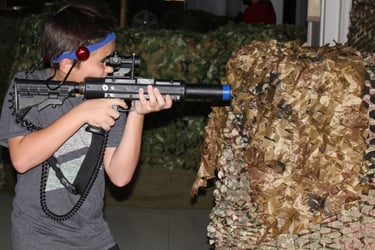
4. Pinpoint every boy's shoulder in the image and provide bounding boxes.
[14,68,51,80]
